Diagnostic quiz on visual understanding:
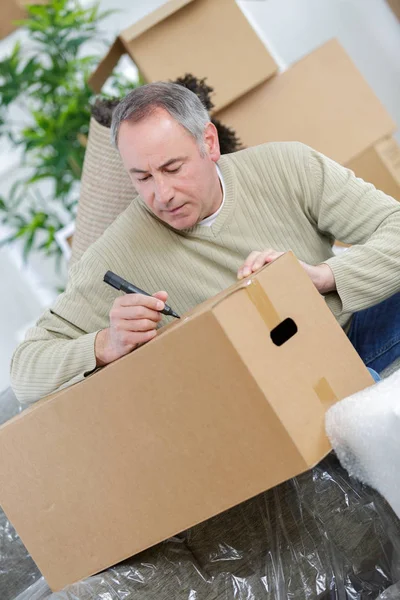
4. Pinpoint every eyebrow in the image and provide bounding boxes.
[129,156,187,174]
